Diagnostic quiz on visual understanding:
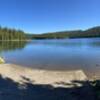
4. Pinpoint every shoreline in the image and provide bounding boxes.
[0,64,96,99]
[0,64,87,87]
[1,63,99,80]
[0,37,100,41]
